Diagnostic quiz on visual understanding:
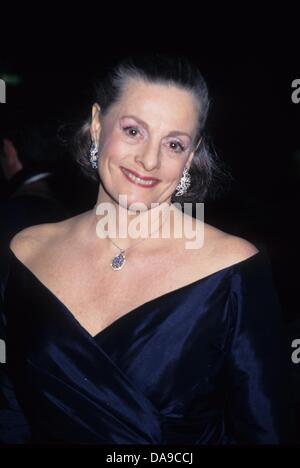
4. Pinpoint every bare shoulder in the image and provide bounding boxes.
[8,210,90,264]
[222,234,259,261]
[203,223,259,269]
[10,224,54,263]
[9,218,72,263]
